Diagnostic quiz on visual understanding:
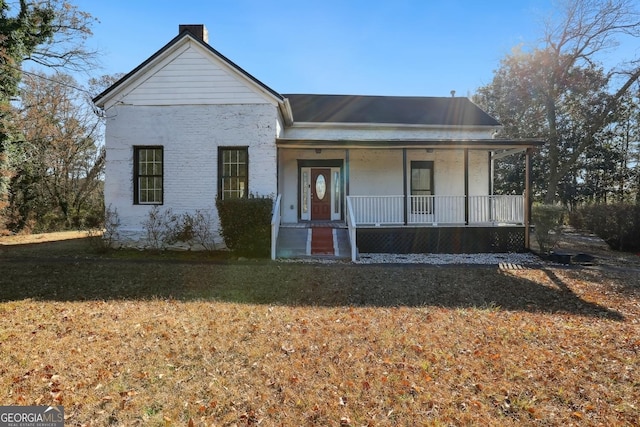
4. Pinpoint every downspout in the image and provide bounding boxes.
[276,146,280,199]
